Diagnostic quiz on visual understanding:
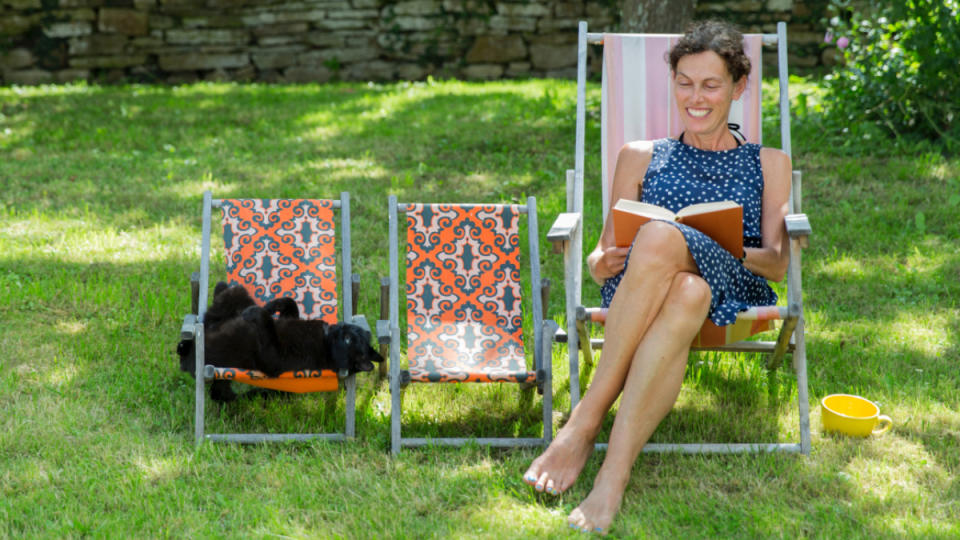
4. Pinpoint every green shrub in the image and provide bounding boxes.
[823,0,960,151]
